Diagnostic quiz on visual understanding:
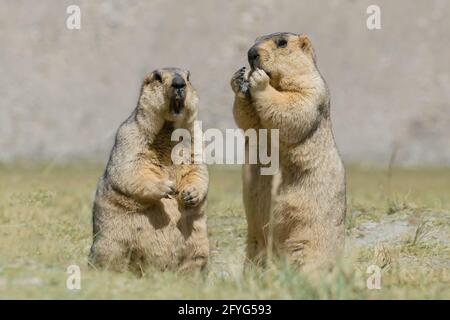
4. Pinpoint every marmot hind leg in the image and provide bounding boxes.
[177,213,209,274]
[89,237,130,272]
[242,163,273,268]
